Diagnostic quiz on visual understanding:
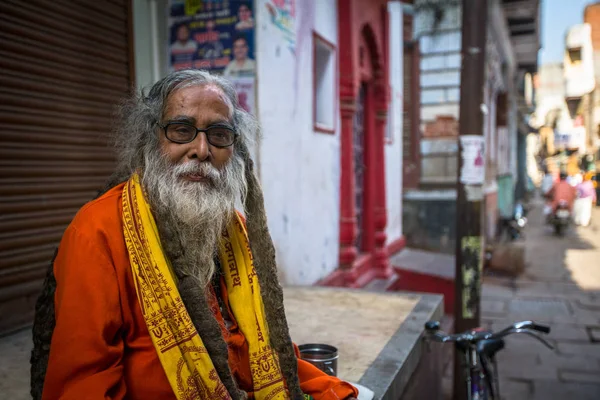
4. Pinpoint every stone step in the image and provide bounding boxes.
[363,273,400,292]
